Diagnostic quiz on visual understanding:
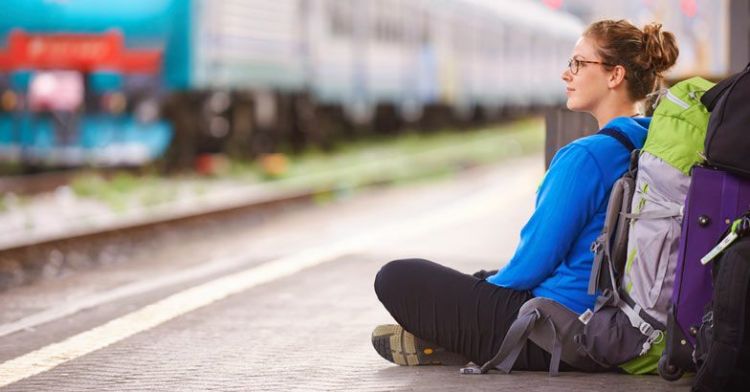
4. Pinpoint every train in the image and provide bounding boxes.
[0,0,583,169]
